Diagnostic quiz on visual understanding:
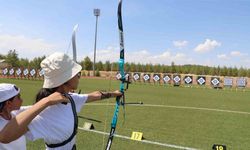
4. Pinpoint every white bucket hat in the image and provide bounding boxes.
[41,52,82,88]
[0,83,20,103]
